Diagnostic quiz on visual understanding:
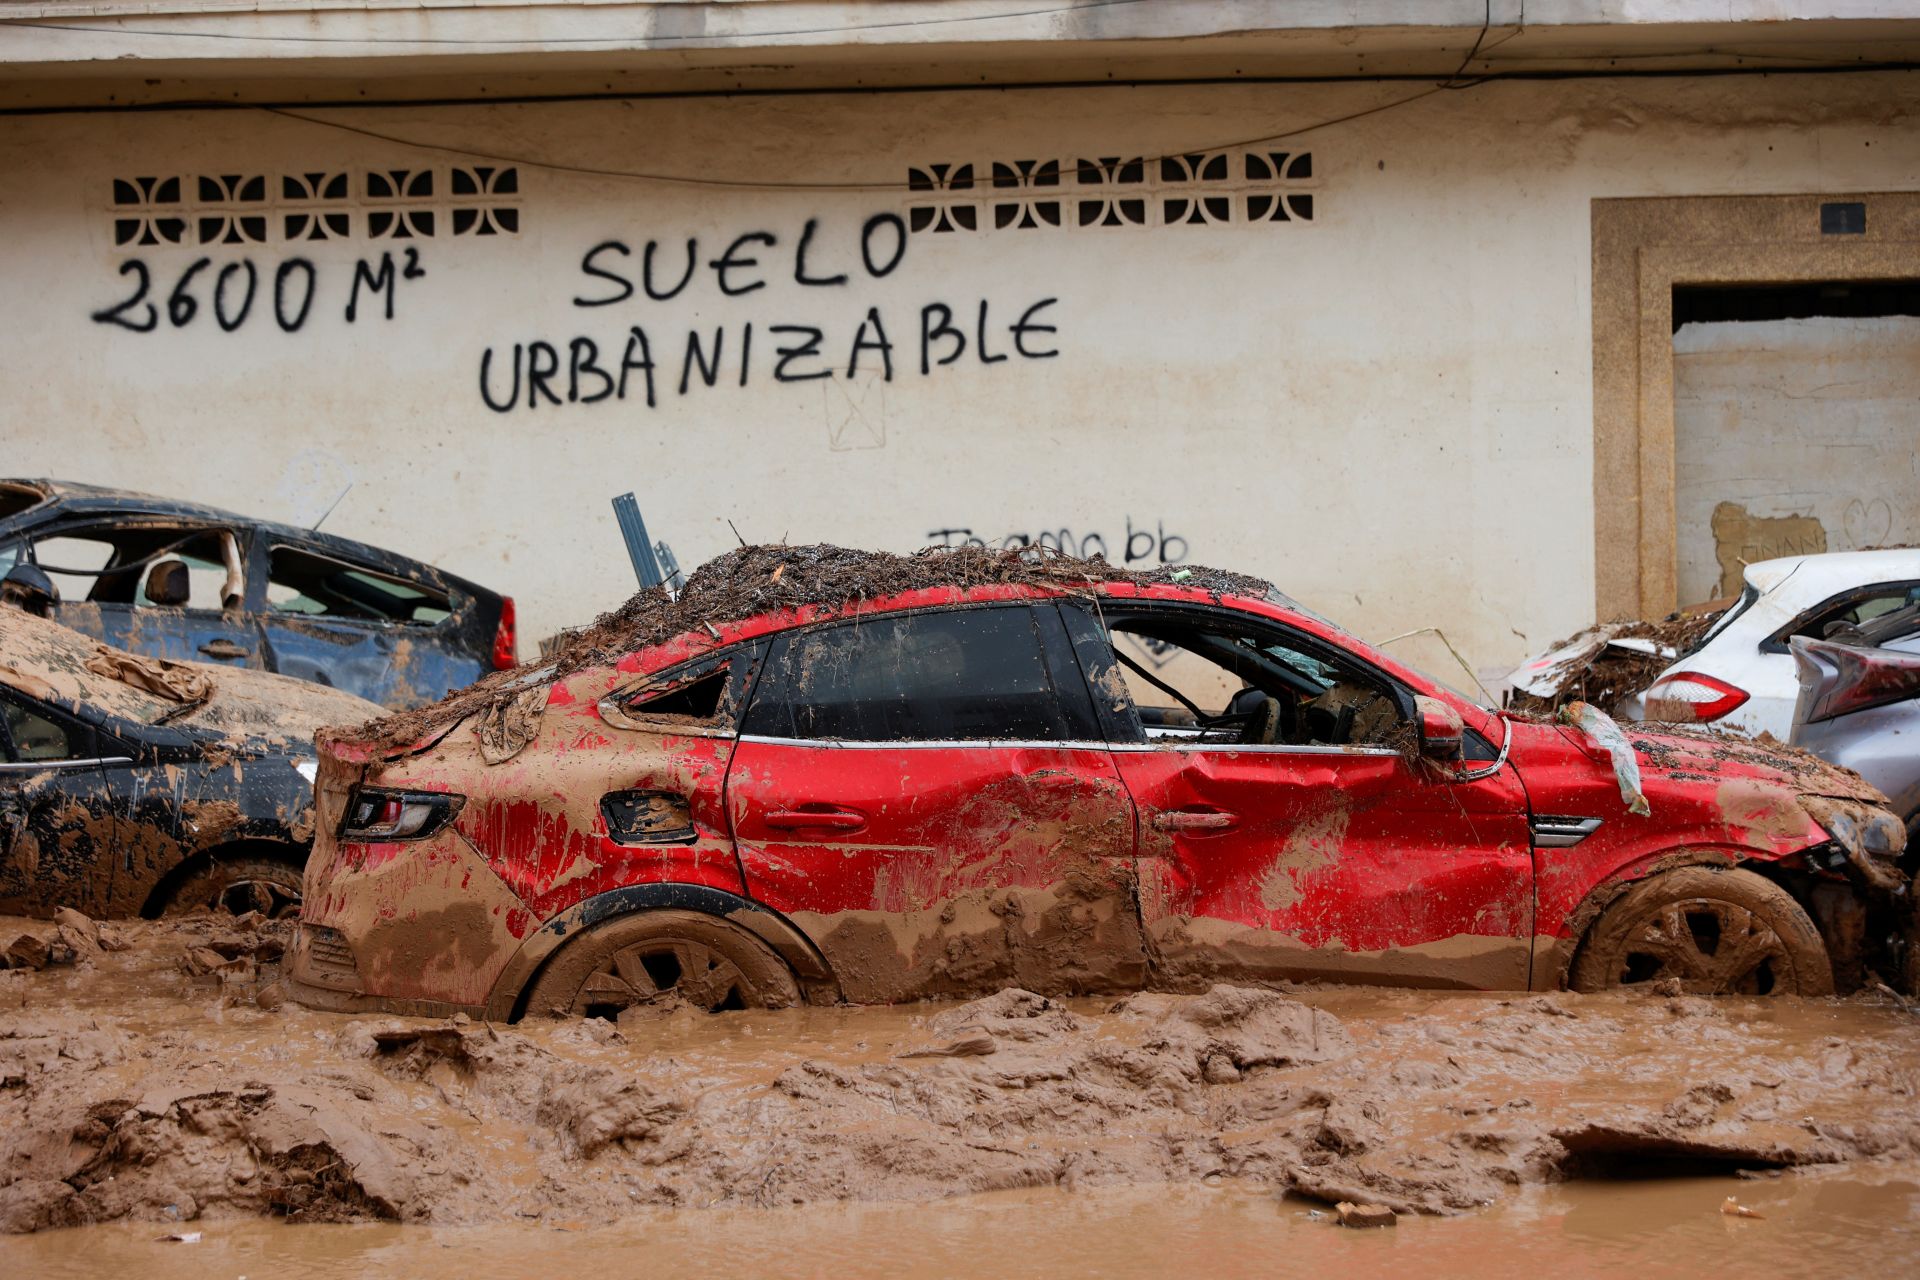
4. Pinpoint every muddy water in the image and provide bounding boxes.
[8,1172,1920,1279]
[5,915,1920,1273]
